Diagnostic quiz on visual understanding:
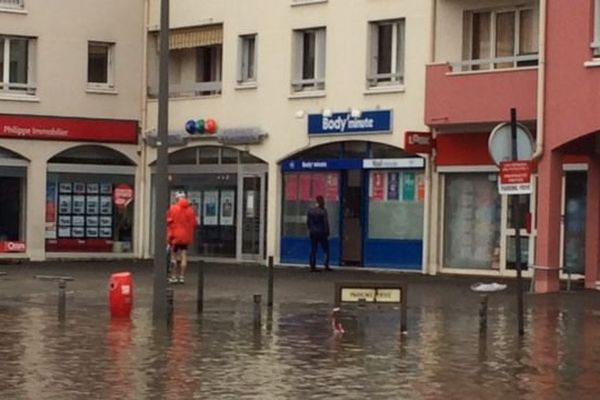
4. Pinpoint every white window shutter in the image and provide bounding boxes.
[316,28,326,82]
[368,23,378,83]
[291,31,302,85]
[397,20,405,83]
[237,36,244,82]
